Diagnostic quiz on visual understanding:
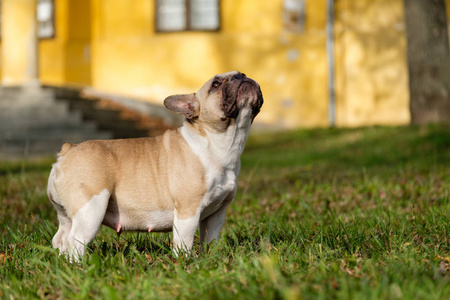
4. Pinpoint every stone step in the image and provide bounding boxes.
[0,112,83,130]
[0,86,54,97]
[0,87,56,106]
[0,106,82,129]
[0,132,112,159]
[0,86,117,159]
[0,100,66,112]
[0,123,105,141]
[0,85,177,159]
[55,97,155,138]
